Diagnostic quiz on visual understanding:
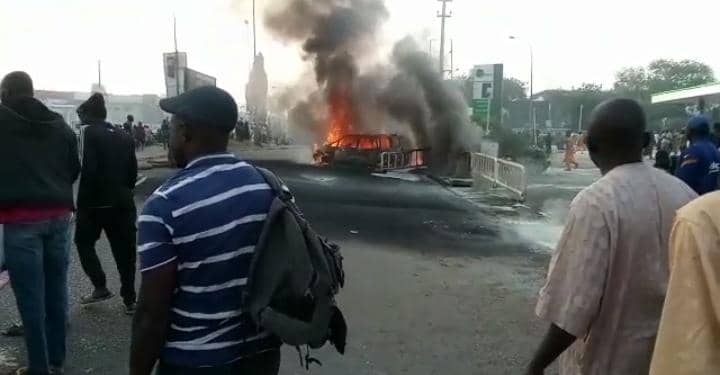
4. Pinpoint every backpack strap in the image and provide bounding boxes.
[255,167,293,203]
